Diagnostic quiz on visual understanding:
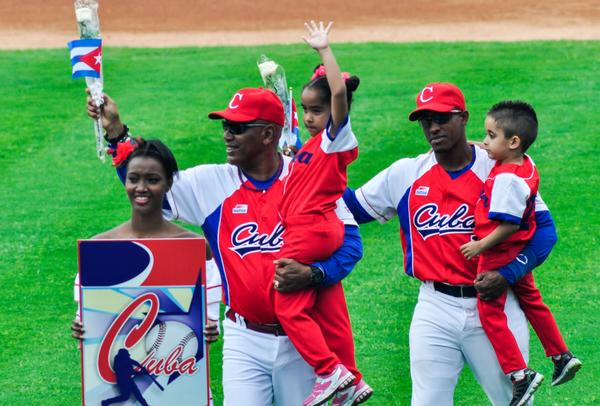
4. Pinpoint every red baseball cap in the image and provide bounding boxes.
[208,87,284,126]
[408,83,466,121]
